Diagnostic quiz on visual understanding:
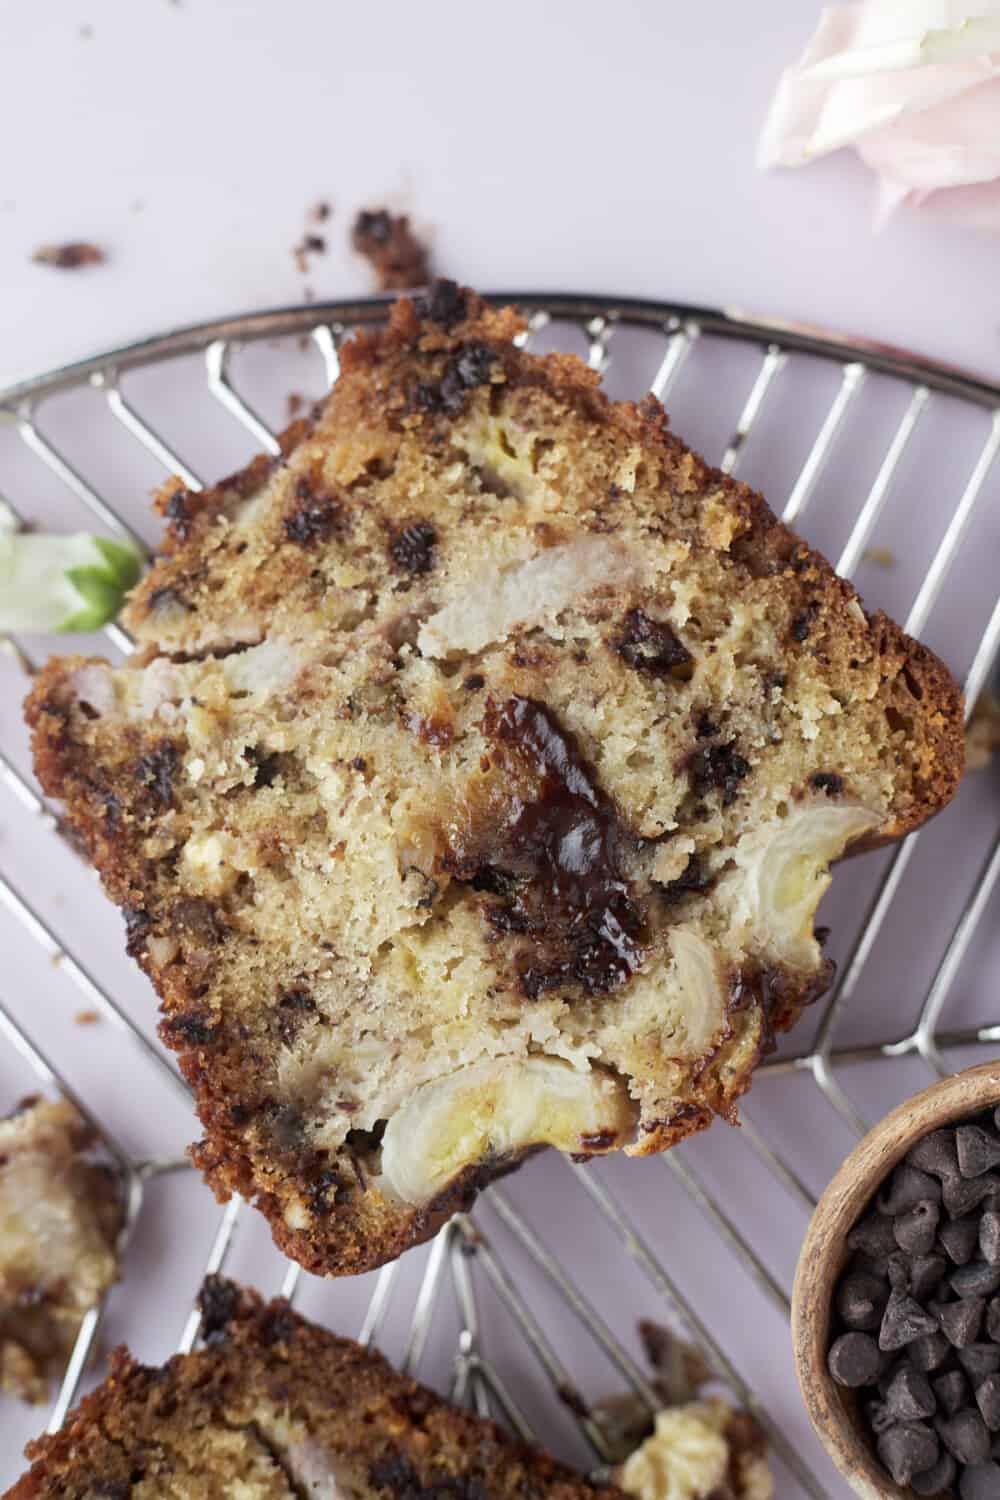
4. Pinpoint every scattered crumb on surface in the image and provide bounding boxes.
[31,242,105,270]
[286,392,305,421]
[862,546,895,568]
[292,232,327,275]
[350,207,431,290]
[74,1010,99,1026]
[311,200,331,223]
